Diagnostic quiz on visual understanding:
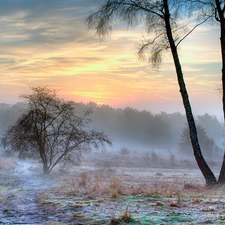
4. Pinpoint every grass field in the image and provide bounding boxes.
[0,155,224,224]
